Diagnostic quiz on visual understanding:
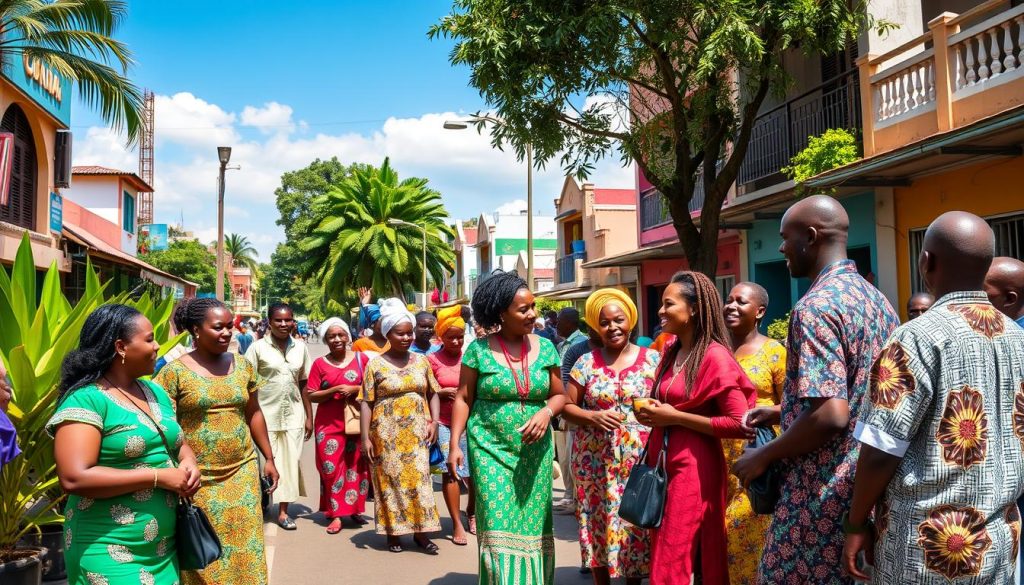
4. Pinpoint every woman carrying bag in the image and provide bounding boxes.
[306,317,375,534]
